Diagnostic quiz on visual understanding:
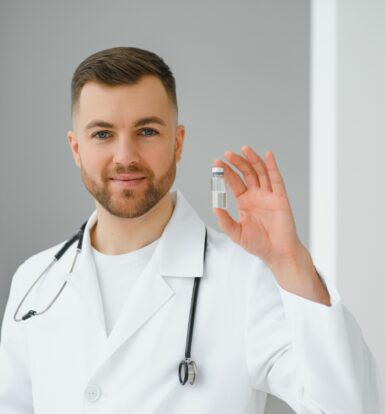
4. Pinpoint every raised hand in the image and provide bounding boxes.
[212,145,331,305]
[212,145,303,267]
